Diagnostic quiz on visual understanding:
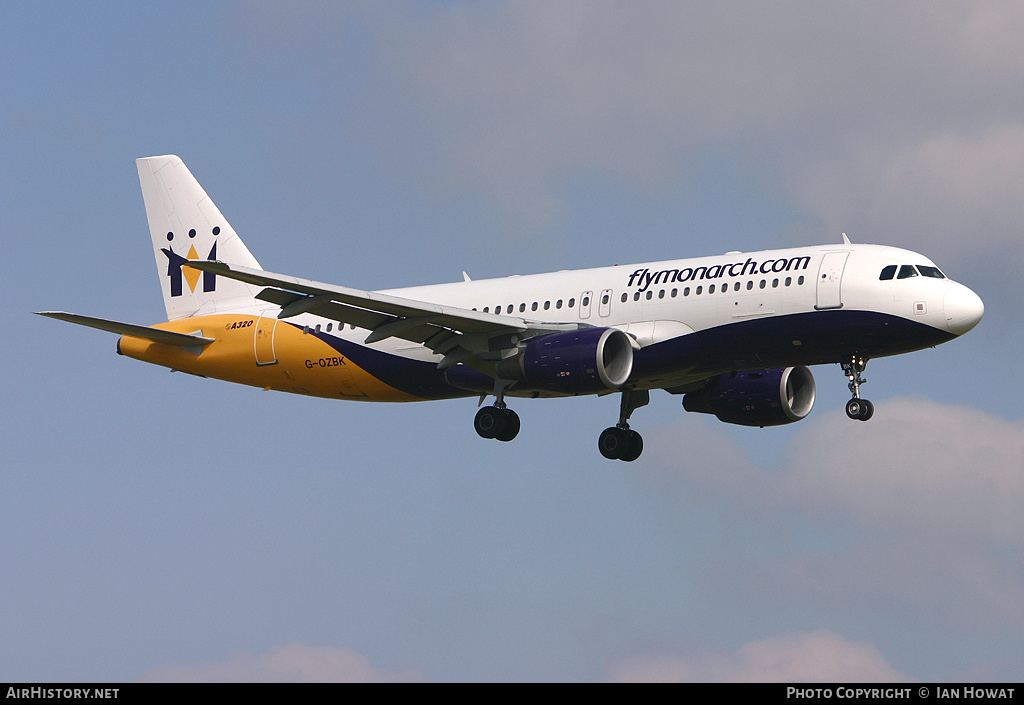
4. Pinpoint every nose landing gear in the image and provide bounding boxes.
[842,356,874,421]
